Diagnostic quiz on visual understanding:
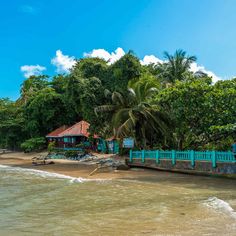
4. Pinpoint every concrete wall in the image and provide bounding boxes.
[127,158,236,175]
